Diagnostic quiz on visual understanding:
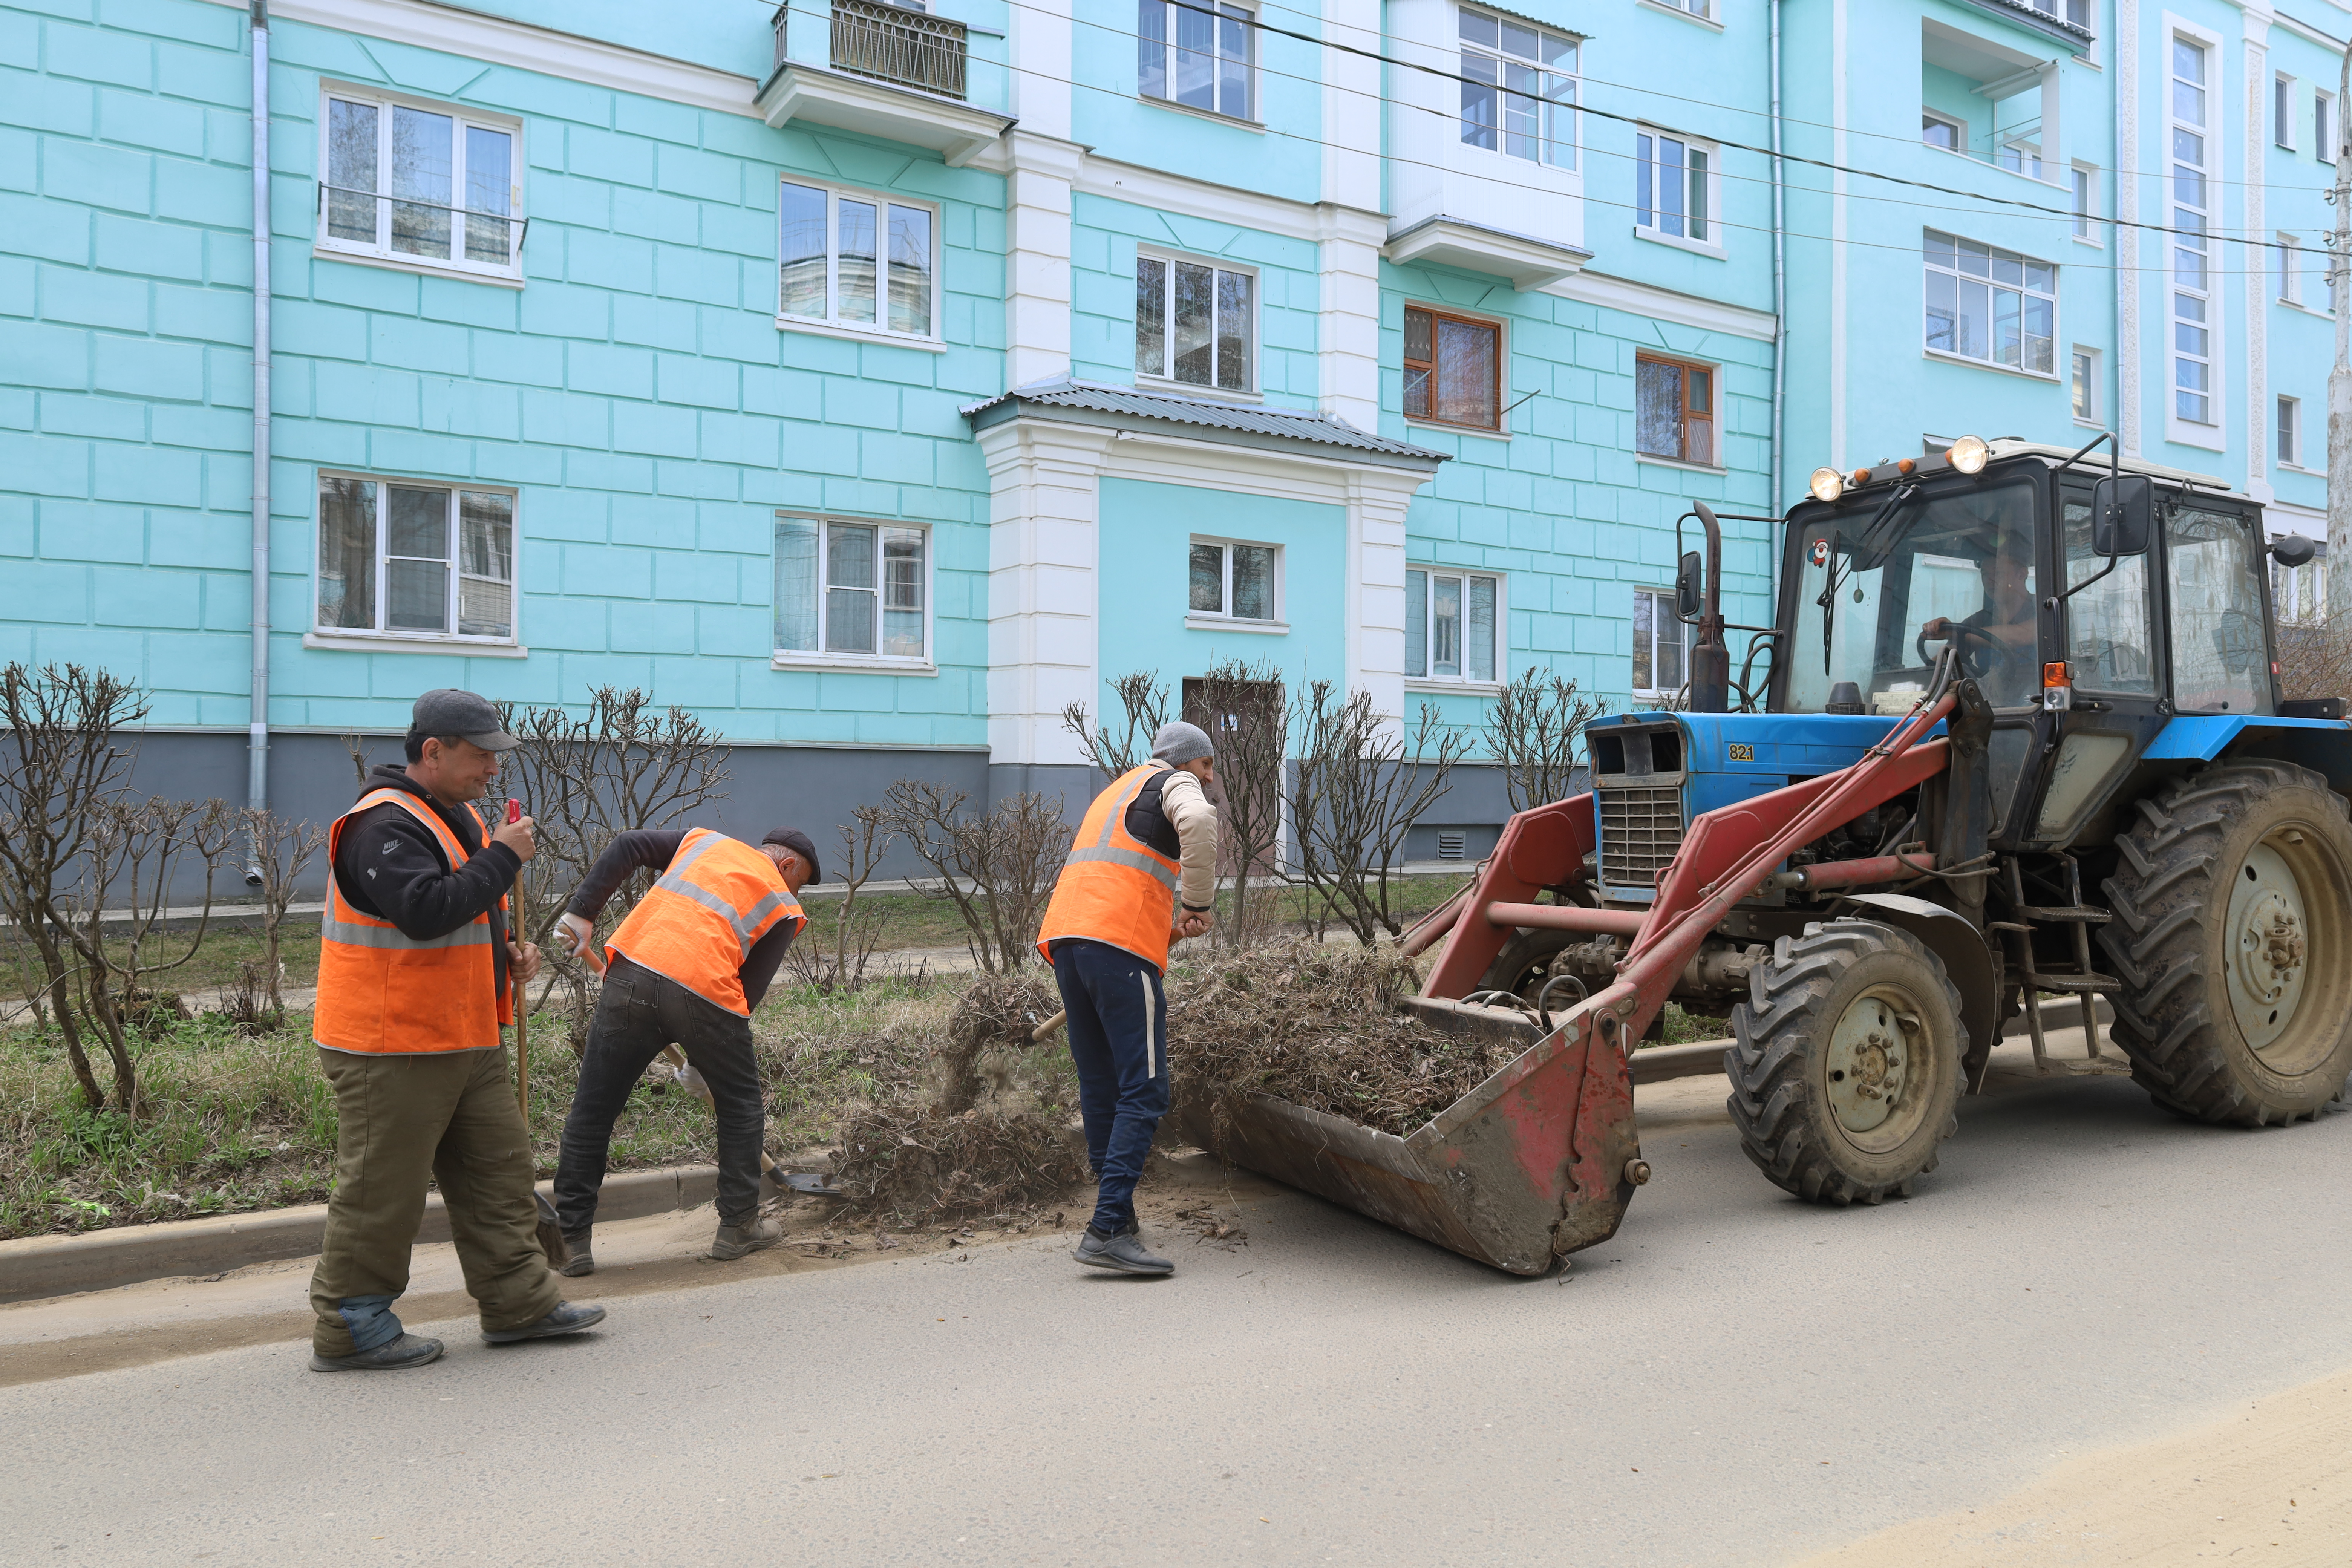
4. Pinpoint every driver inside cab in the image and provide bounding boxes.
[1919,527,2037,706]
